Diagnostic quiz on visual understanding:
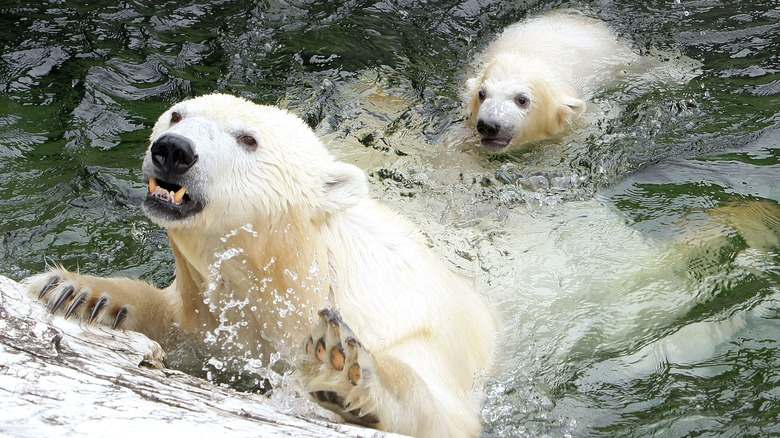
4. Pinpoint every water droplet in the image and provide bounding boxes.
[284,269,298,281]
